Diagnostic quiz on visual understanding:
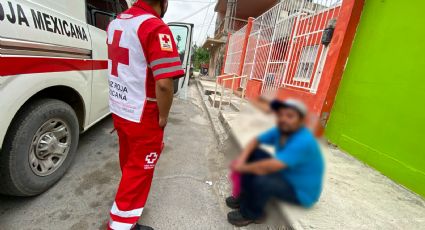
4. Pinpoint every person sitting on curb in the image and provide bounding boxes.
[226,99,325,227]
